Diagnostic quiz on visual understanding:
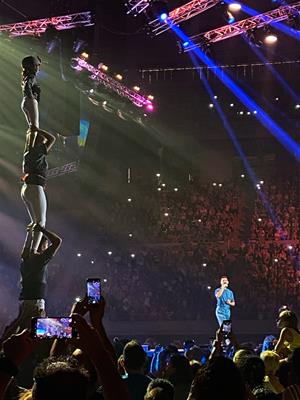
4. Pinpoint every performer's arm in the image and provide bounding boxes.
[37,129,56,152]
[215,286,226,298]
[226,299,235,306]
[34,224,62,261]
